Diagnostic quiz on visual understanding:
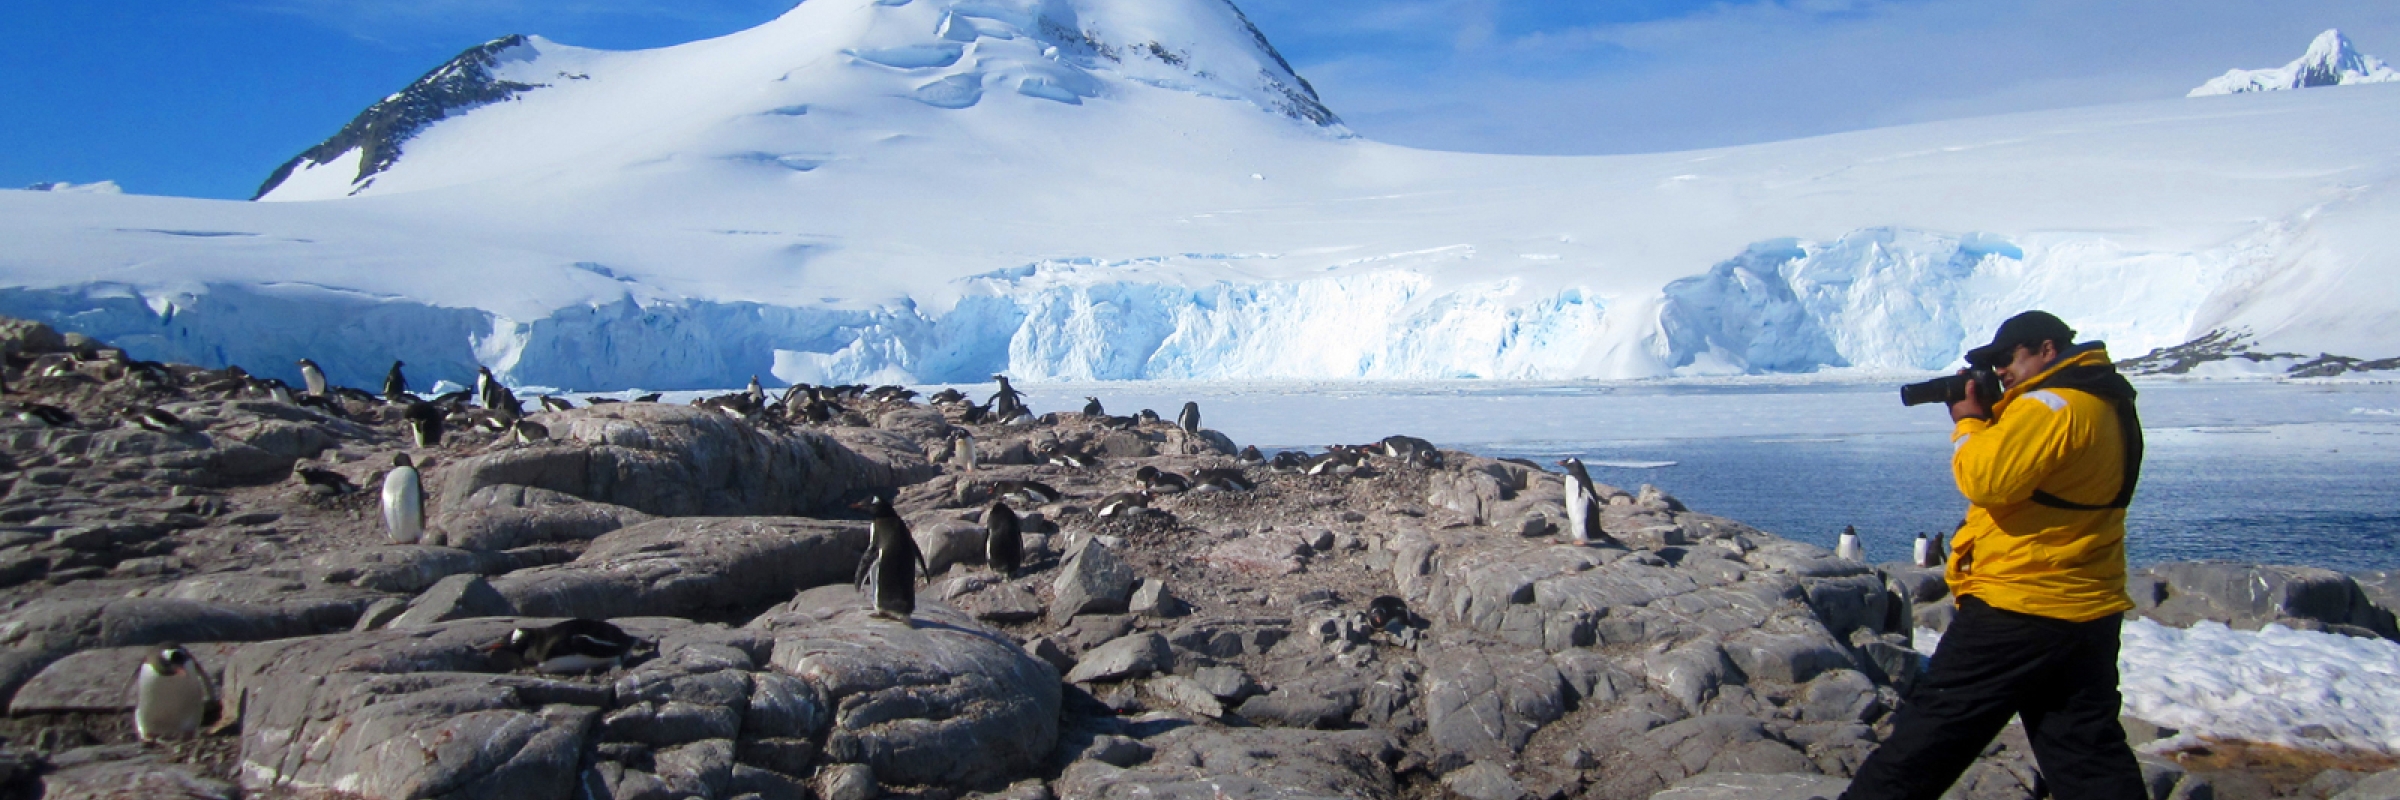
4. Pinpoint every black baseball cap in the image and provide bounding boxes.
[1965,311,2076,368]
